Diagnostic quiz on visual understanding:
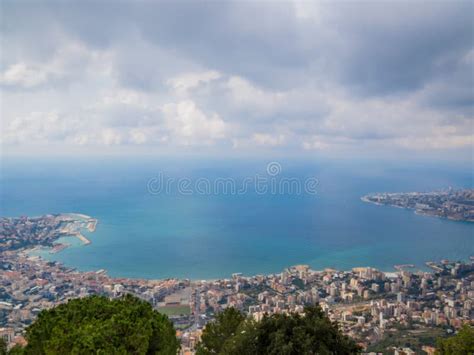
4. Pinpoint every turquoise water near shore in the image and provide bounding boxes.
[1,157,473,279]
